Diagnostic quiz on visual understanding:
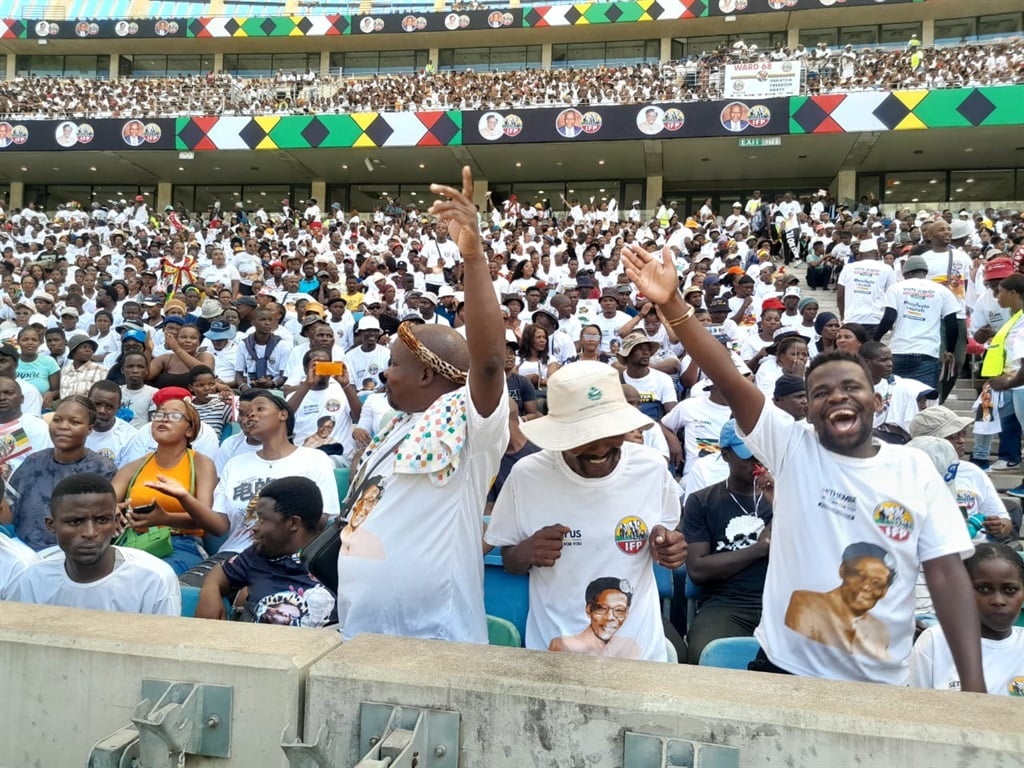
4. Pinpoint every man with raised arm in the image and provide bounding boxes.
[336,167,509,643]
[619,242,985,690]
